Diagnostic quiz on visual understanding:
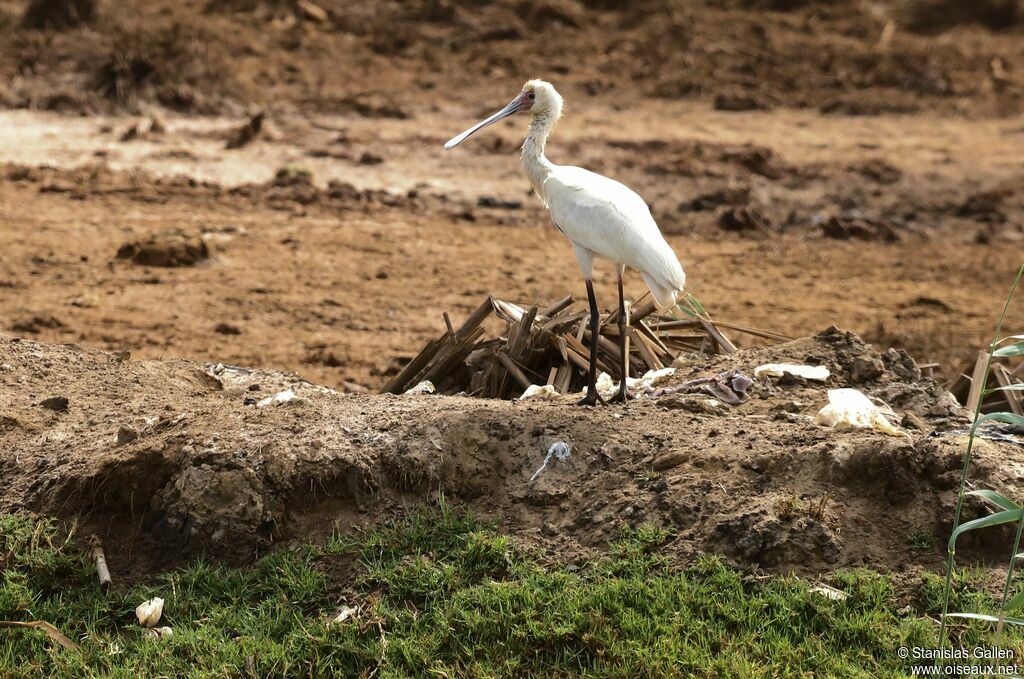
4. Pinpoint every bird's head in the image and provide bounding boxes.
[444,79,562,150]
